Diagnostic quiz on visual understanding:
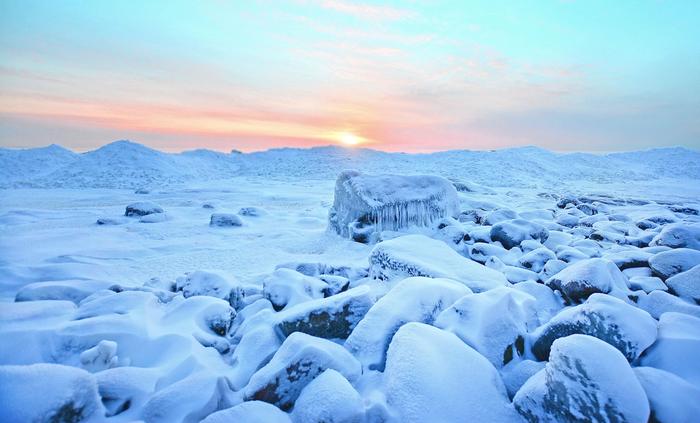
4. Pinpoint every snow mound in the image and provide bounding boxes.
[650,223,700,250]
[640,312,700,386]
[634,367,700,423]
[666,265,700,303]
[291,369,364,423]
[202,401,291,423]
[648,248,700,280]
